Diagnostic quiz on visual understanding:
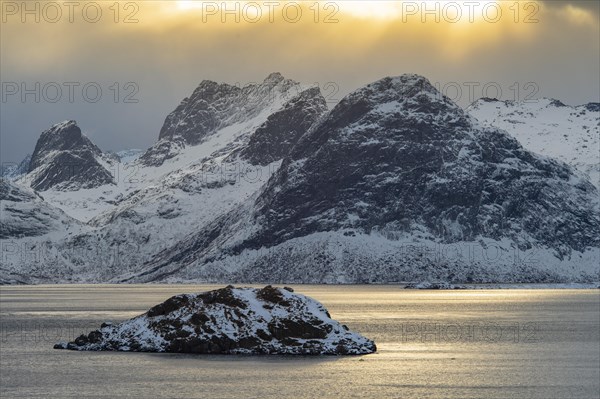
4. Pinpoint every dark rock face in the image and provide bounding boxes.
[139,73,305,167]
[54,286,376,355]
[158,73,295,144]
[240,87,328,166]
[136,136,186,167]
[242,75,599,254]
[27,120,114,191]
